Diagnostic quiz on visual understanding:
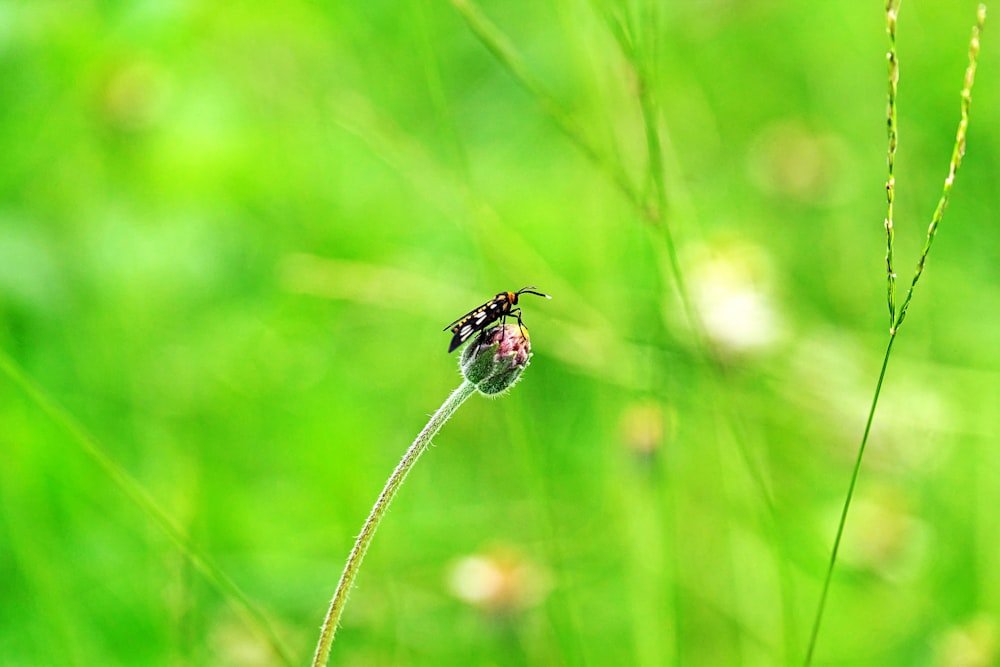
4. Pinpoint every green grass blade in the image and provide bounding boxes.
[0,349,296,667]
[449,0,643,210]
